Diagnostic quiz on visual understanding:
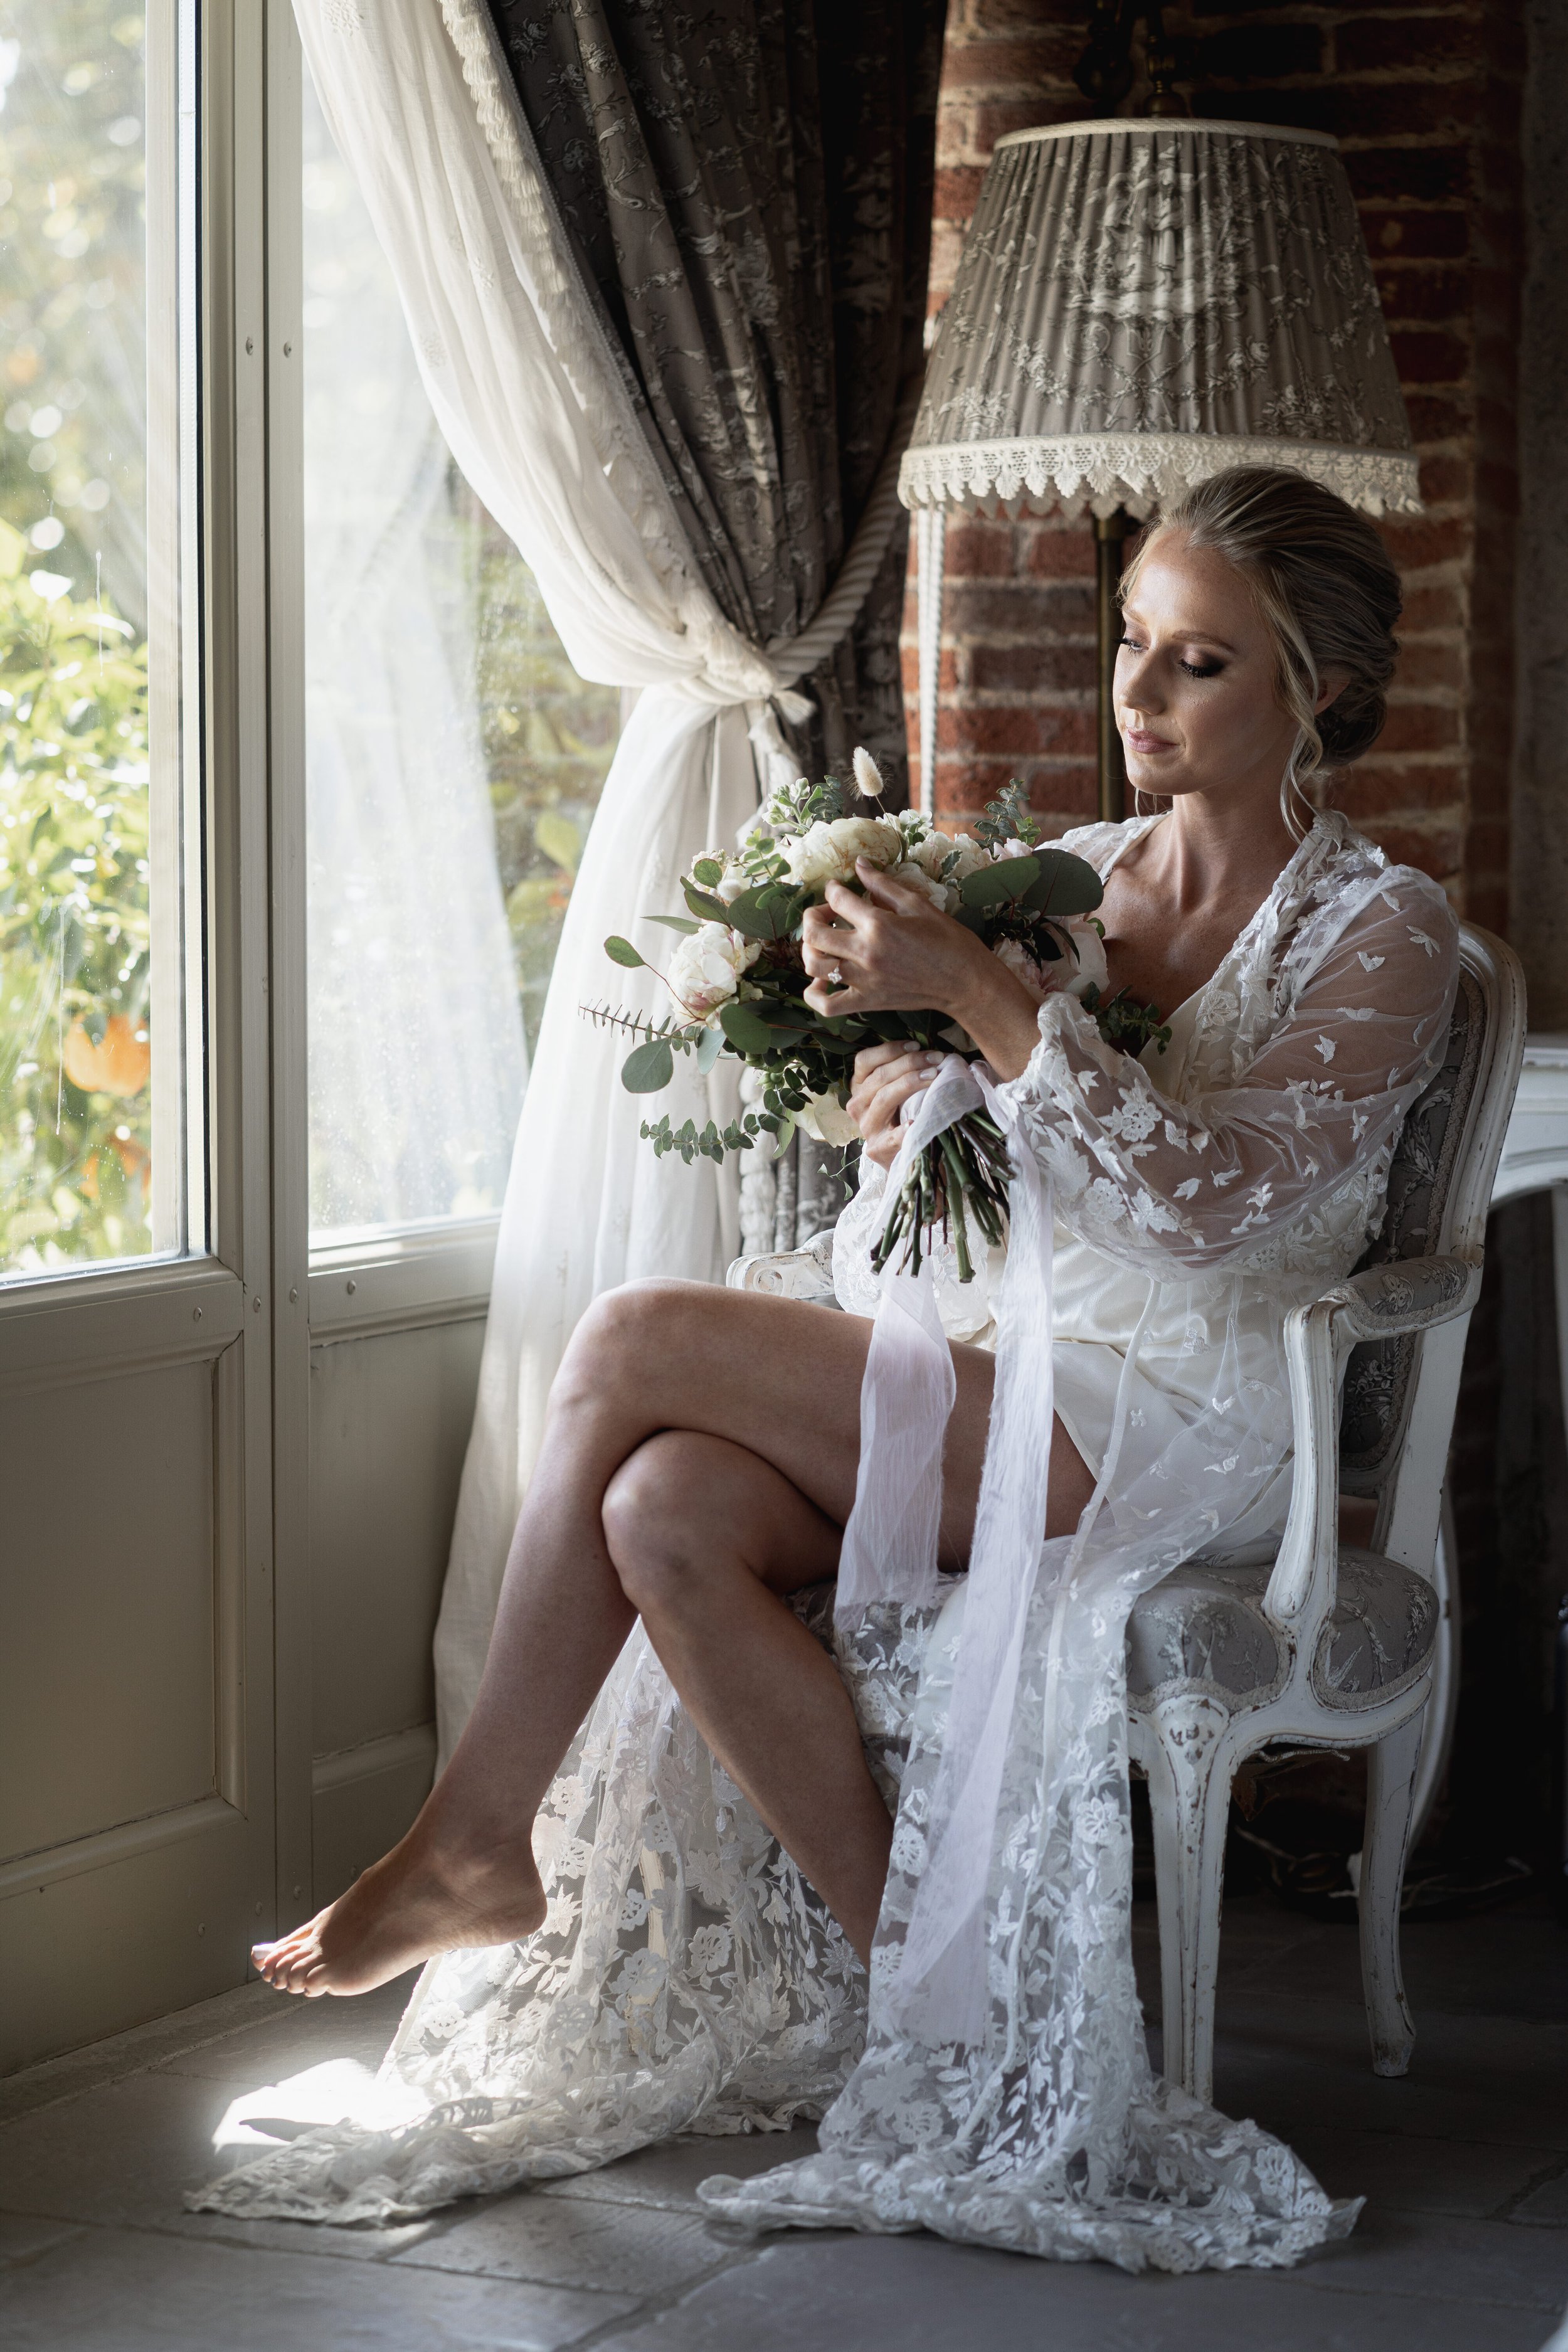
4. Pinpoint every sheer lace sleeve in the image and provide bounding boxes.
[1005,866,1459,1278]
